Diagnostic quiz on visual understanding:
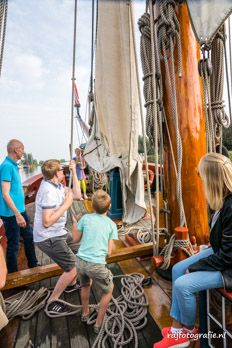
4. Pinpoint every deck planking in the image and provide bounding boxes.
[1,200,172,347]
[1,254,163,348]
